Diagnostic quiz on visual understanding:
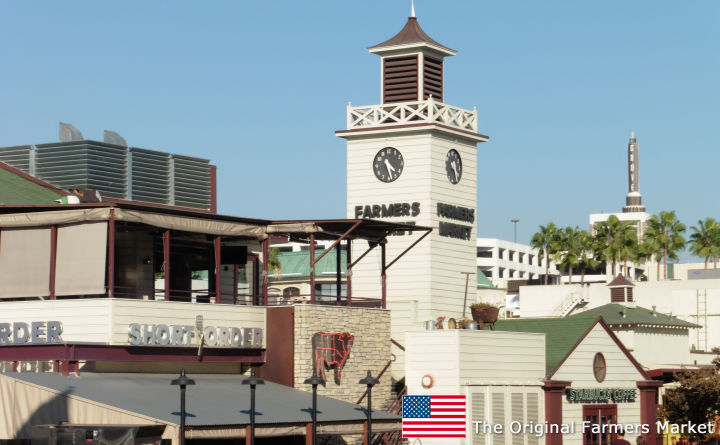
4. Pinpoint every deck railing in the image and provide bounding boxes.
[347,97,477,132]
